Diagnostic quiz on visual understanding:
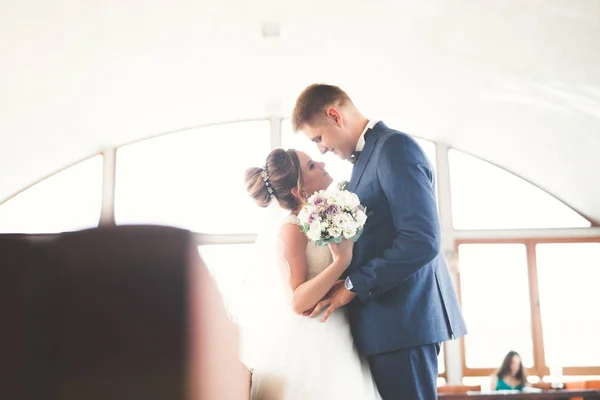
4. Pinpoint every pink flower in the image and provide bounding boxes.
[324,204,340,216]
[312,195,325,206]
